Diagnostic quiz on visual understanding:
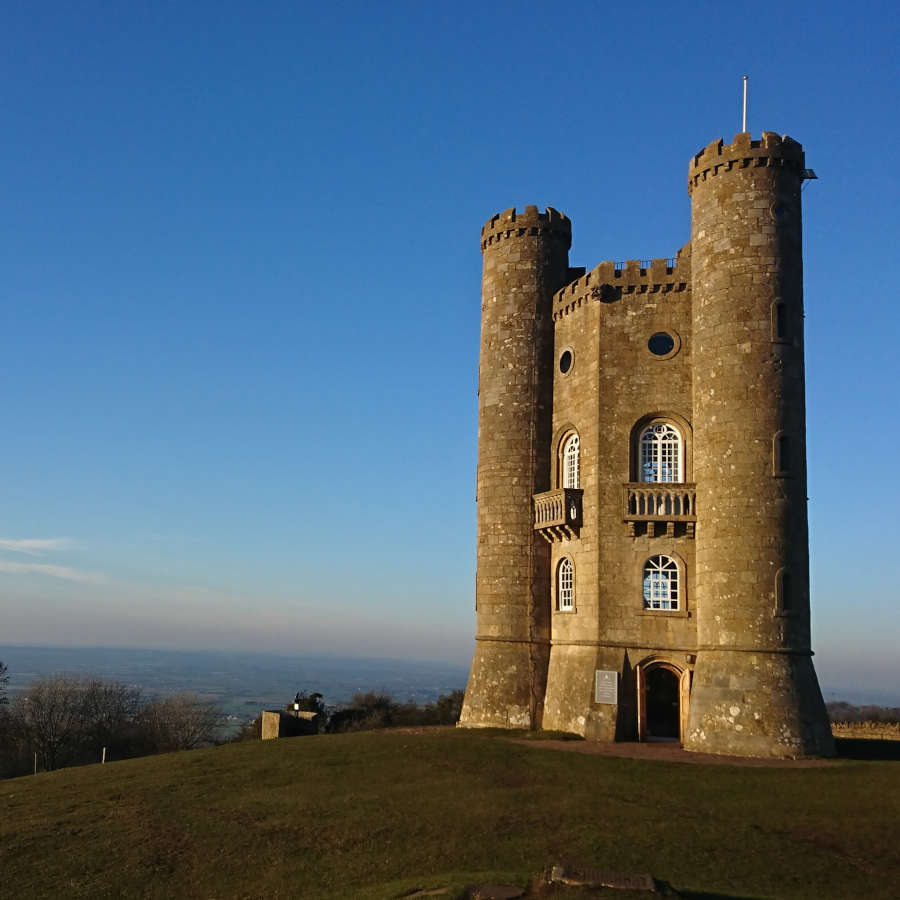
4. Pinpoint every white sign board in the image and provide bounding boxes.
[595,670,618,705]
